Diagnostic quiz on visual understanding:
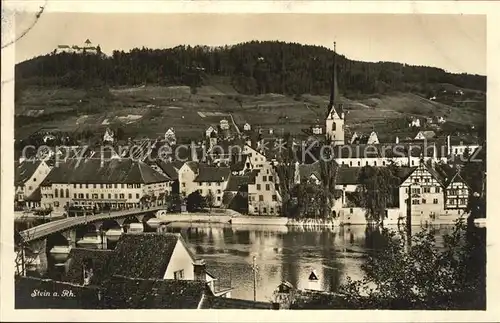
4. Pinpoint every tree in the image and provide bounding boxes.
[358,166,399,224]
[292,179,322,218]
[334,219,486,309]
[292,219,486,309]
[186,191,206,212]
[275,133,297,217]
[318,143,338,219]
[205,190,215,212]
